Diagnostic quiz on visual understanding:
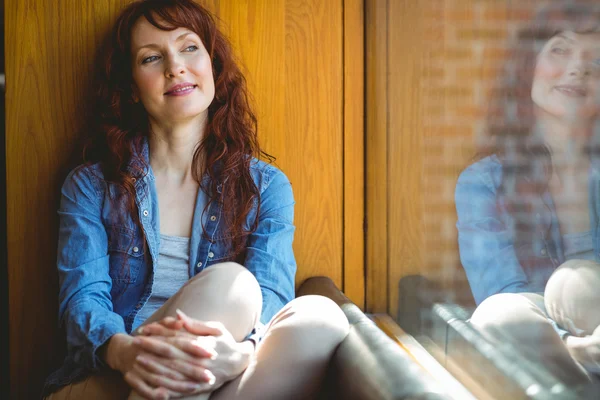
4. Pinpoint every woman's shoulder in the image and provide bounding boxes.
[62,162,106,196]
[249,158,291,193]
[456,154,502,192]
